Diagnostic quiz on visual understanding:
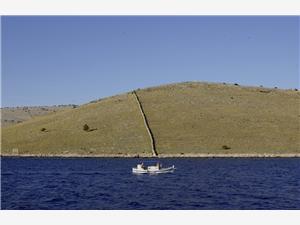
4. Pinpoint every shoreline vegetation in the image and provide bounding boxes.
[1,153,300,158]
